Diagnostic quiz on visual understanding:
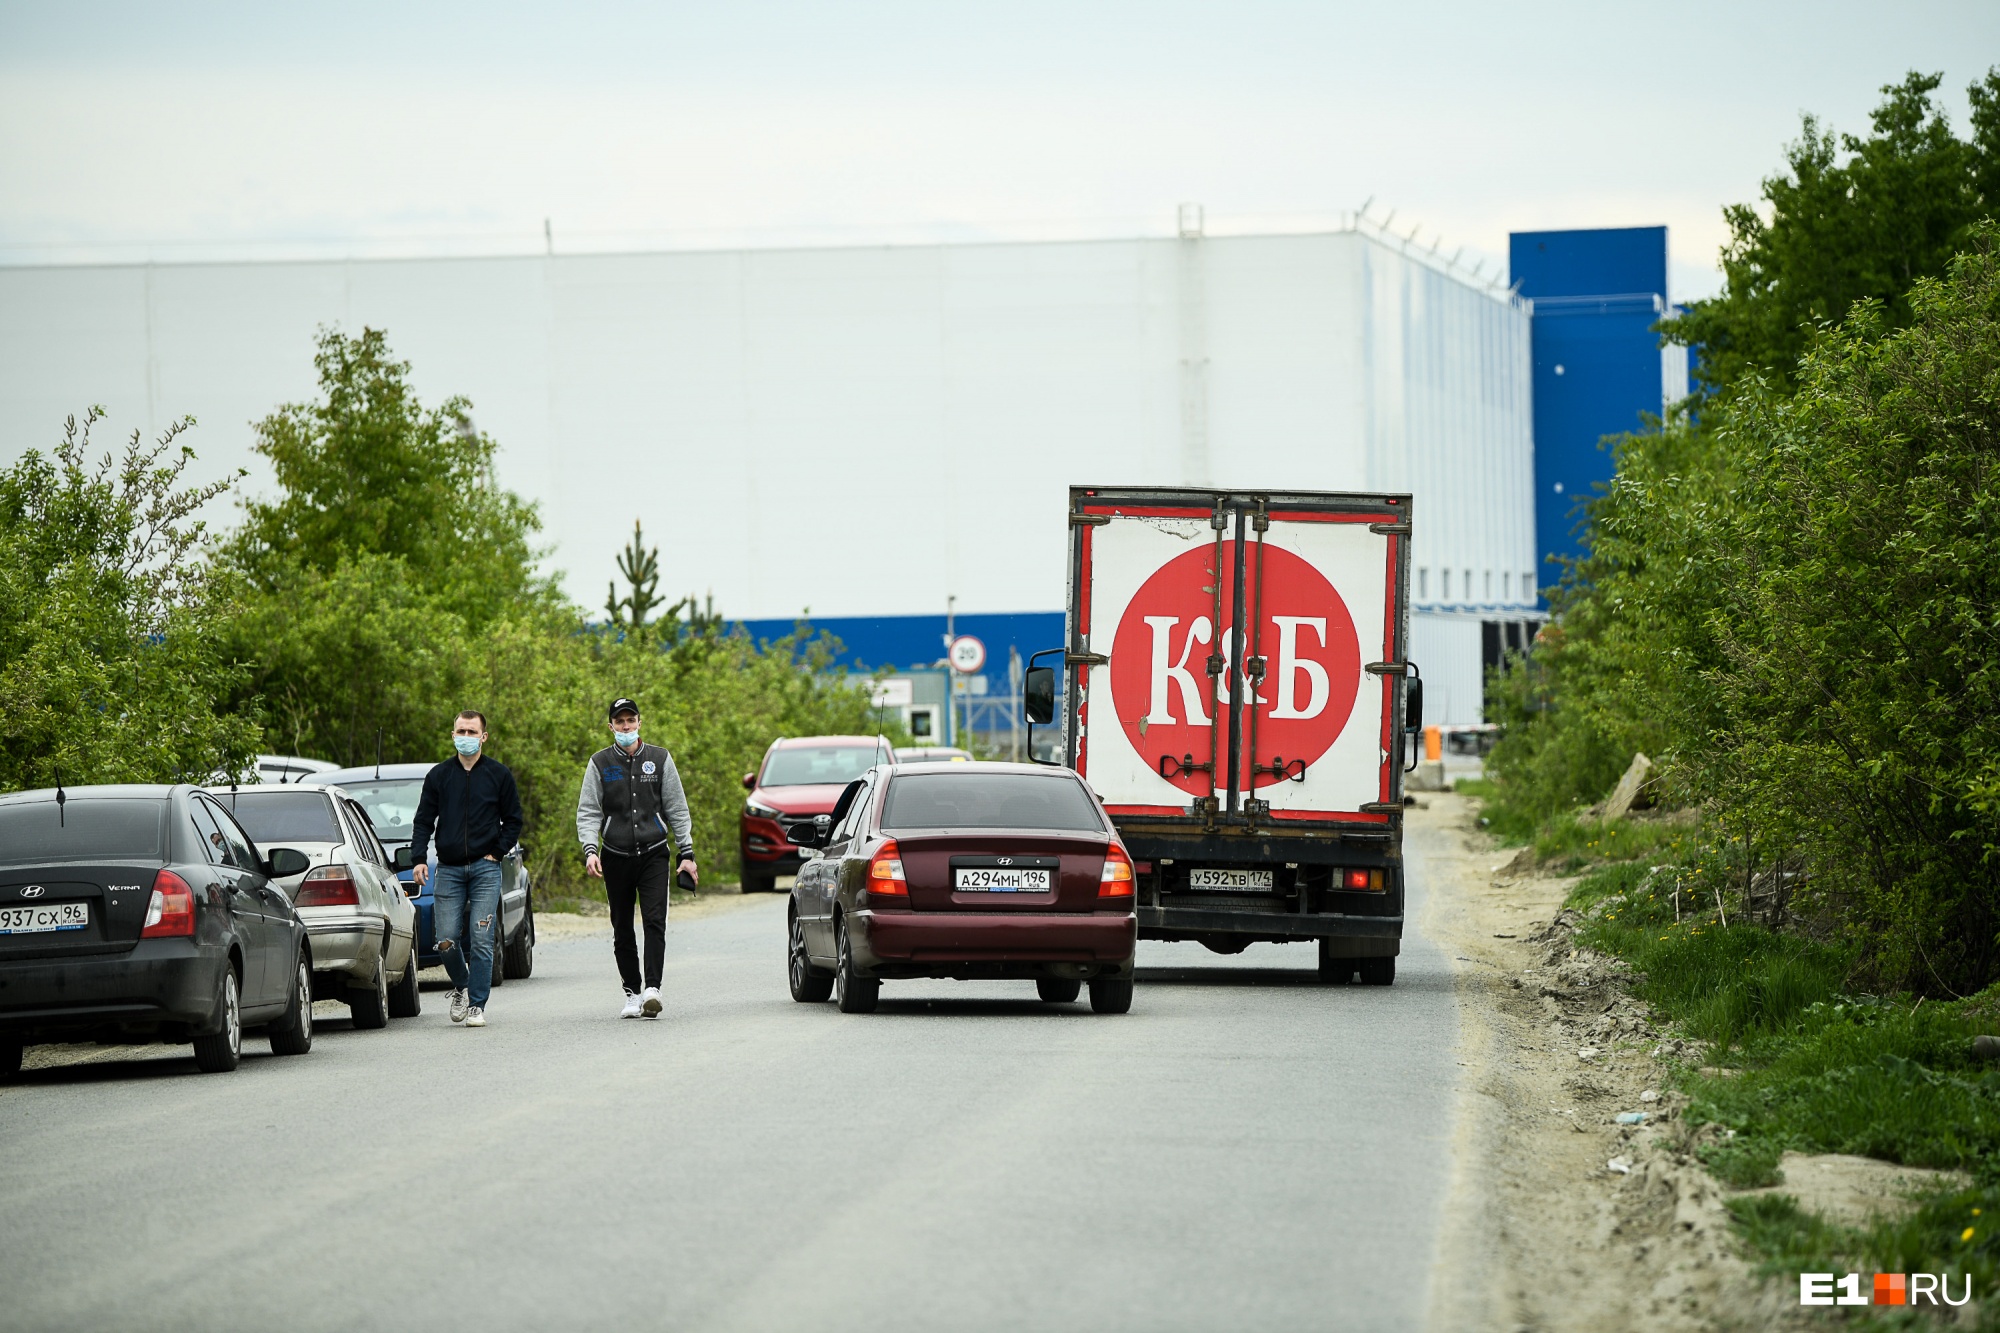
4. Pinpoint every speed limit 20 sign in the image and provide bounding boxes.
[948,635,987,674]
